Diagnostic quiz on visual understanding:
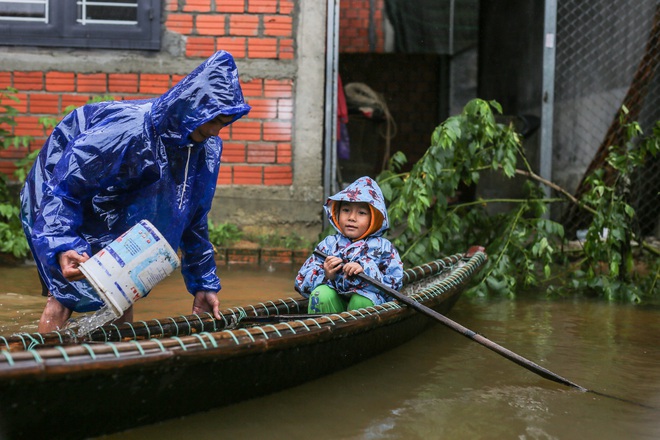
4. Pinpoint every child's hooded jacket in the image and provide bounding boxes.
[295,176,403,305]
[20,51,251,312]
